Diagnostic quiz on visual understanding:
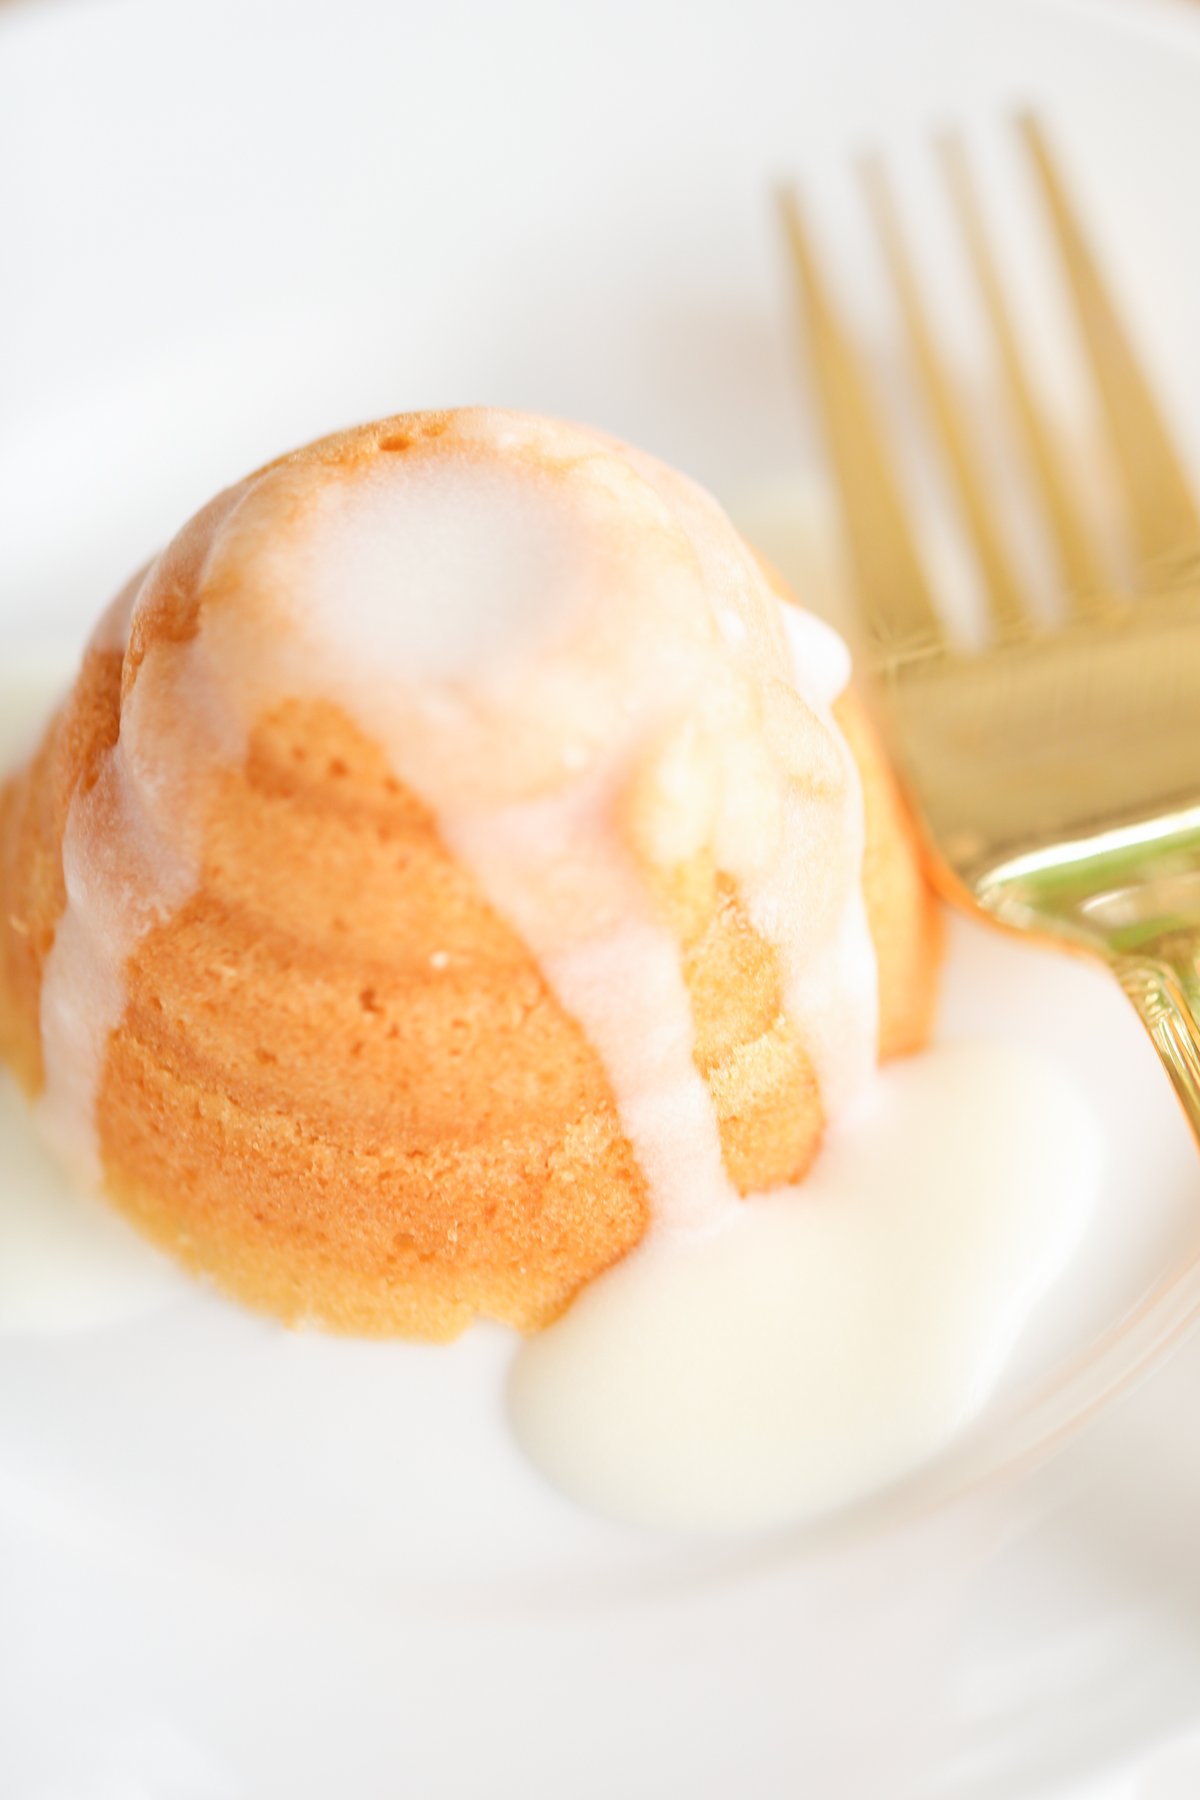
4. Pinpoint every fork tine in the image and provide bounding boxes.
[859,153,1031,638]
[1019,112,1200,569]
[938,131,1106,607]
[777,186,943,653]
